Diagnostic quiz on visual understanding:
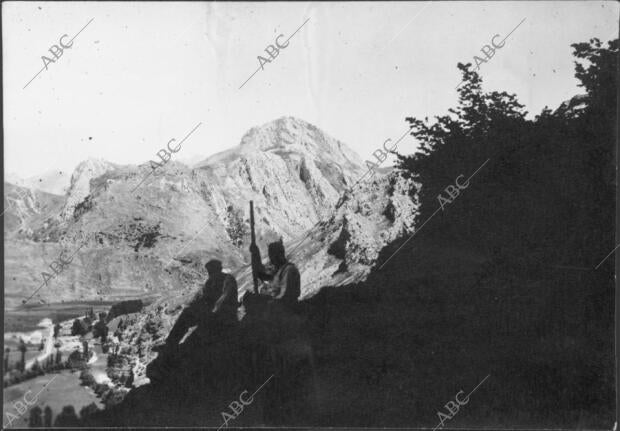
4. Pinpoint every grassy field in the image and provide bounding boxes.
[3,344,42,371]
[4,300,117,333]
[4,295,158,333]
[3,370,102,428]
